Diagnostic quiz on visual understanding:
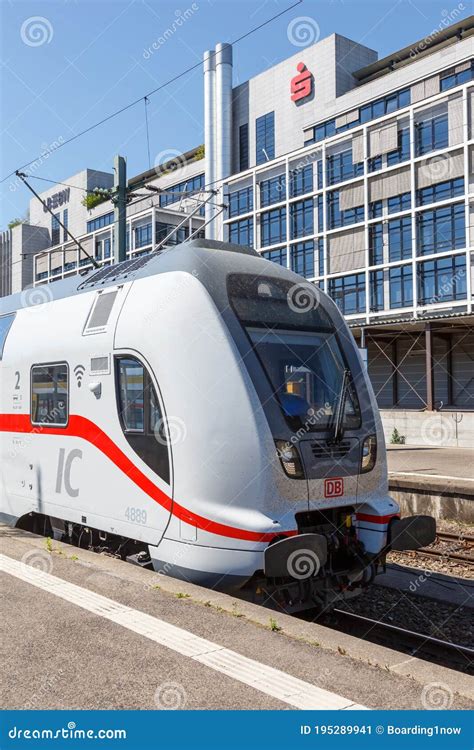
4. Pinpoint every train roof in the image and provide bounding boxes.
[0,239,270,316]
